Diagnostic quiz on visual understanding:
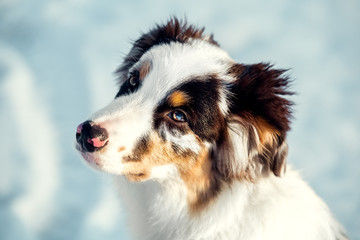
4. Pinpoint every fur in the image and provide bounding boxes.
[76,18,347,240]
